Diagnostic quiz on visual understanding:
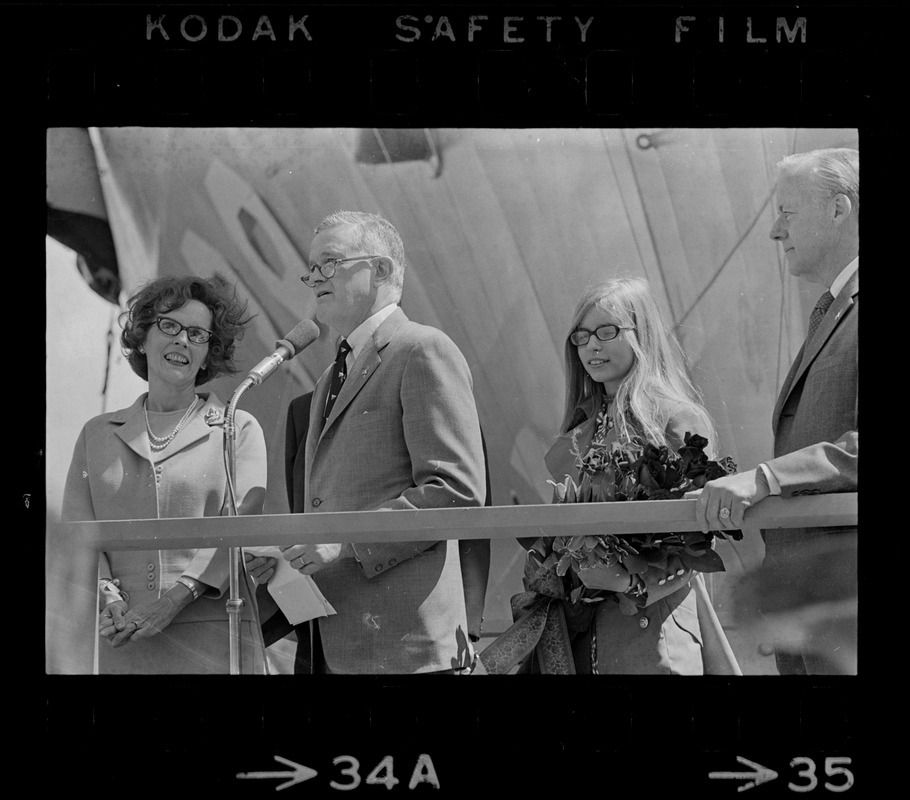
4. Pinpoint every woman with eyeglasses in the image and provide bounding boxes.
[62,274,270,674]
[533,277,739,674]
